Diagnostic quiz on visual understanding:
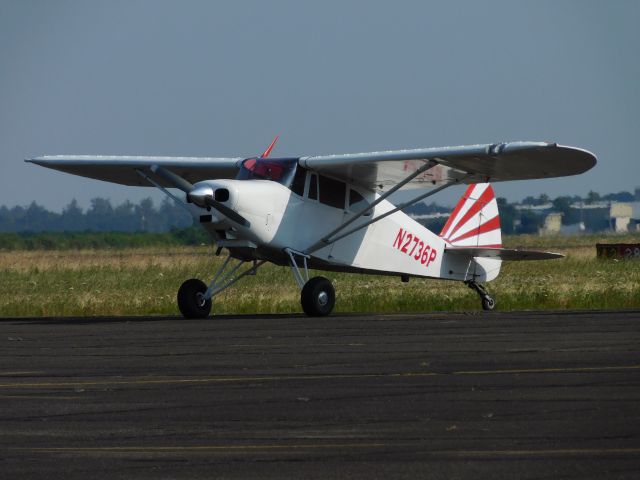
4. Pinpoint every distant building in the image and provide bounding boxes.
[407,190,640,236]
[539,212,562,235]
[537,201,637,234]
[514,203,553,212]
[539,212,585,235]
